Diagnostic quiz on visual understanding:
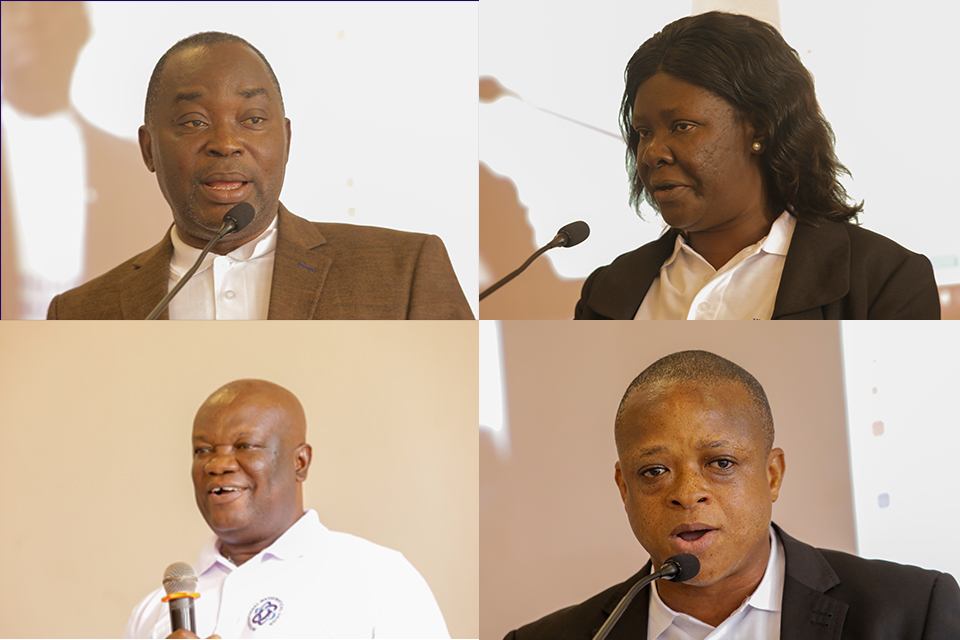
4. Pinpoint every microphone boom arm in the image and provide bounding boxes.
[145,216,240,320]
[479,238,561,302]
